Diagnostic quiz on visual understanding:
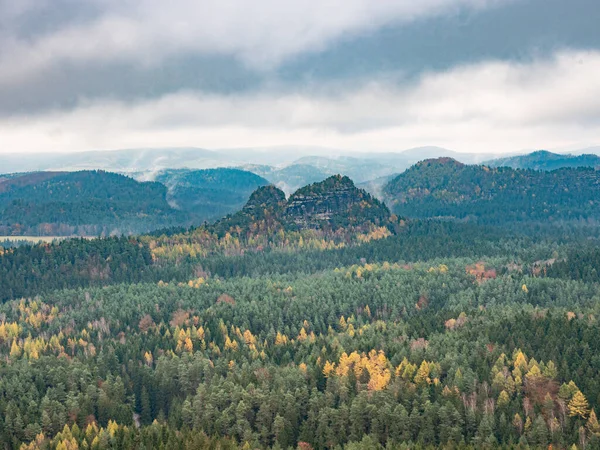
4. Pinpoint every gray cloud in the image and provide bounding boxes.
[0,0,598,155]
[0,1,509,103]
[279,0,600,82]
[1,50,598,154]
[0,54,262,115]
[0,0,596,118]
[0,0,507,75]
